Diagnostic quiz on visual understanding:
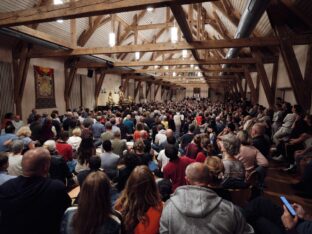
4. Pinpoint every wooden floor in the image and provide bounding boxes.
[264,161,312,214]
